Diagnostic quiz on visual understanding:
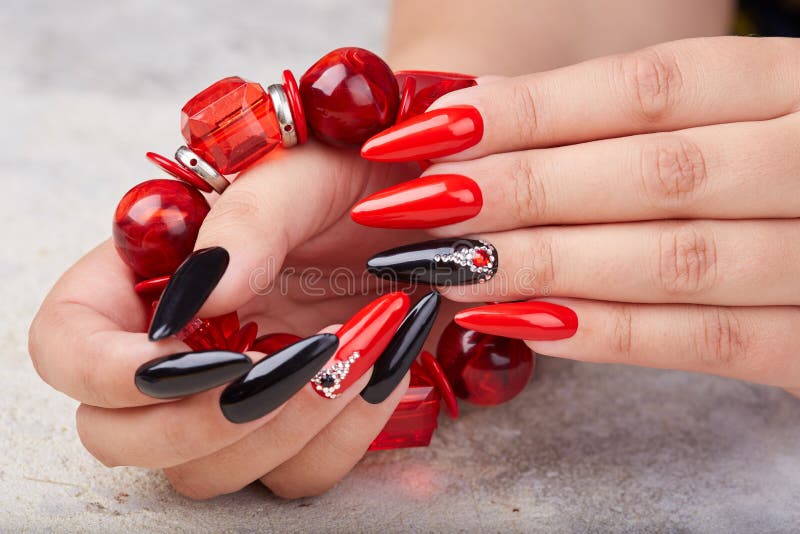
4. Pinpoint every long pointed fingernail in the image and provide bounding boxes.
[135,350,252,399]
[148,247,229,341]
[367,238,497,286]
[455,301,578,340]
[360,291,441,404]
[361,106,483,162]
[220,333,339,423]
[311,292,410,398]
[350,174,482,229]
